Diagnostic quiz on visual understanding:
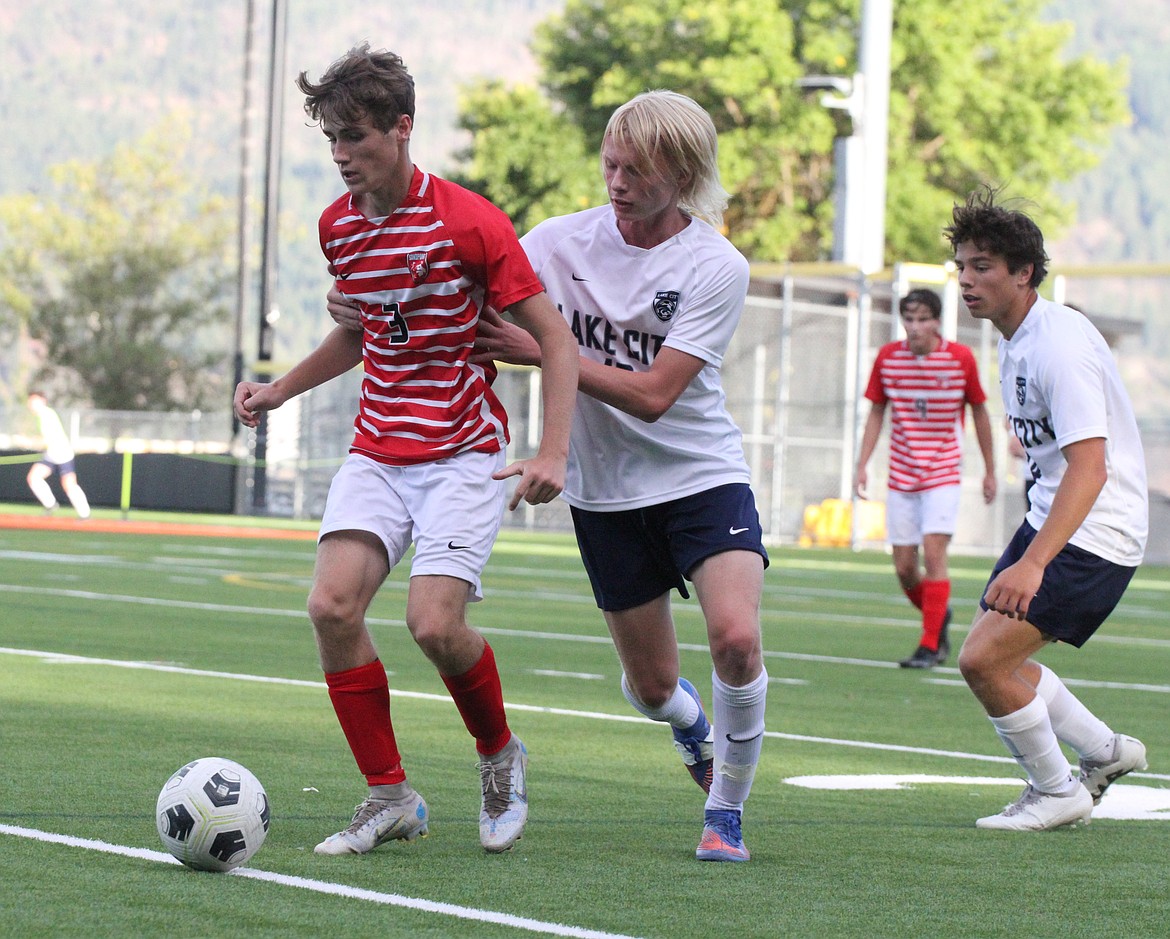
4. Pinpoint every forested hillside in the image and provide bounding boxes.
[2,0,1165,374]
[1044,0,1170,264]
